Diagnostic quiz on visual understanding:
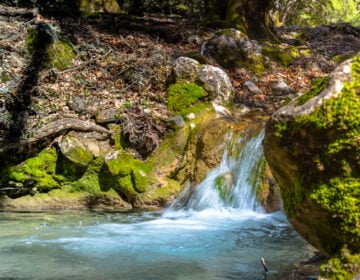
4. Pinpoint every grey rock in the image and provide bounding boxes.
[243,81,262,94]
[197,64,233,103]
[170,115,185,127]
